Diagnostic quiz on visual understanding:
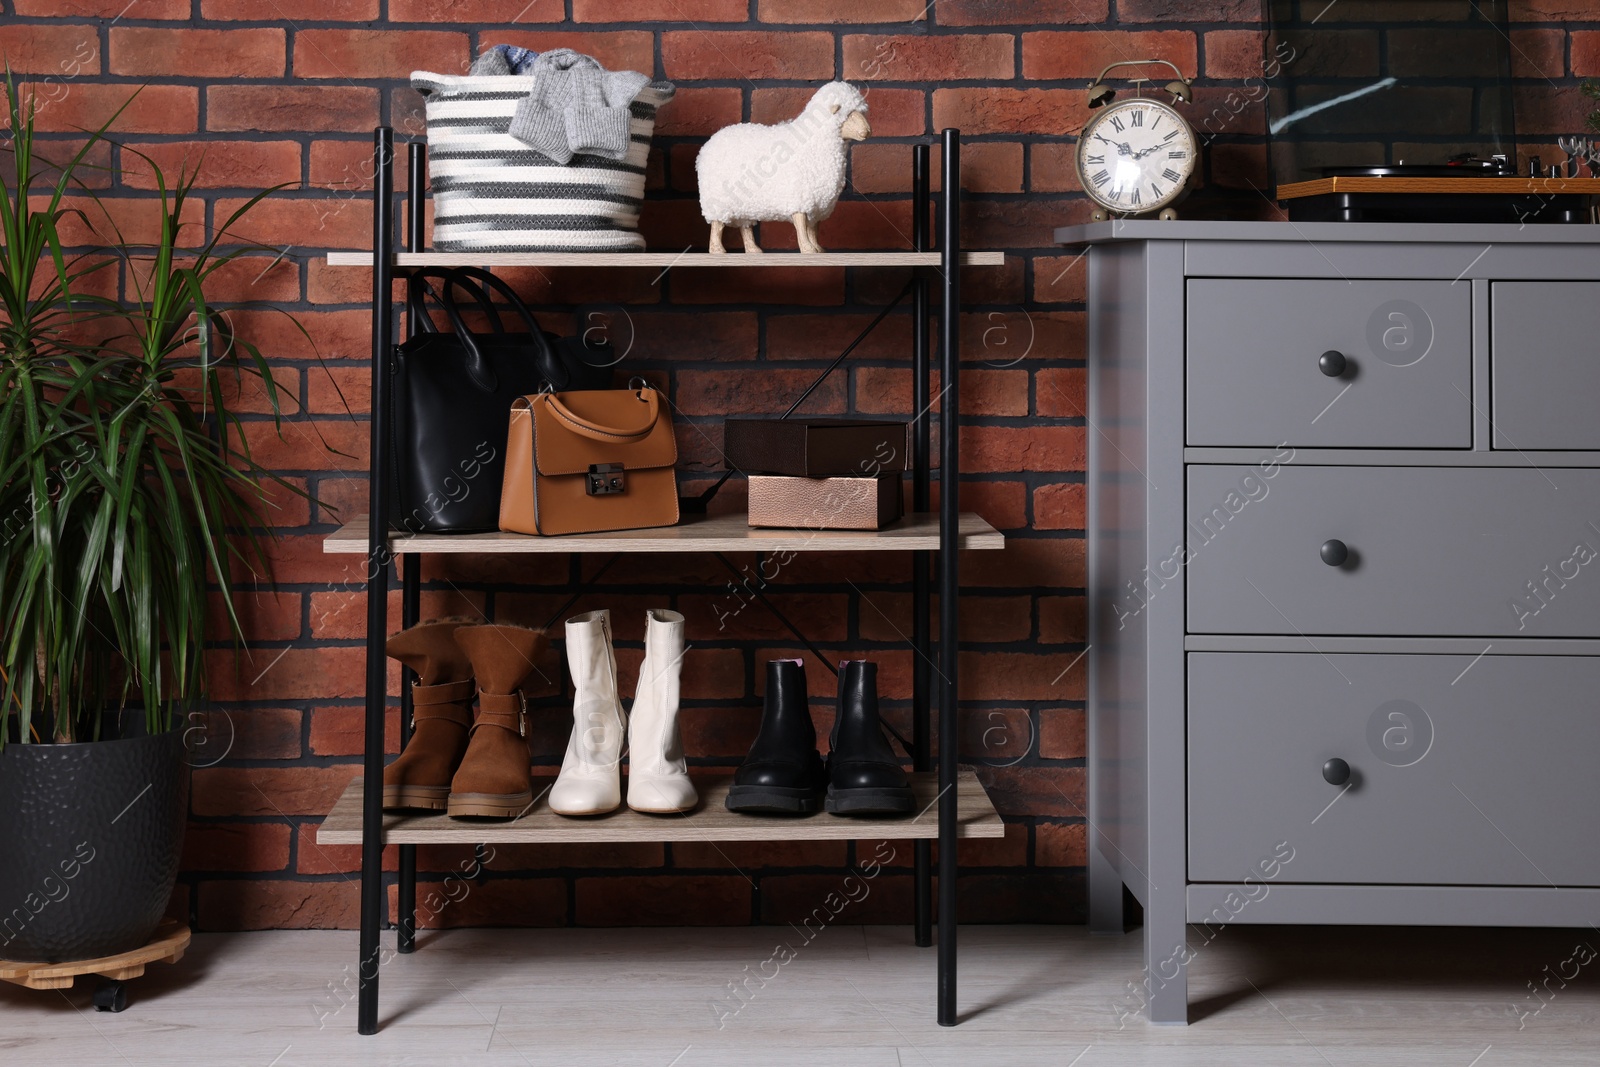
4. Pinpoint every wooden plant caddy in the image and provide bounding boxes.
[321,127,1004,1035]
[0,920,190,1012]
